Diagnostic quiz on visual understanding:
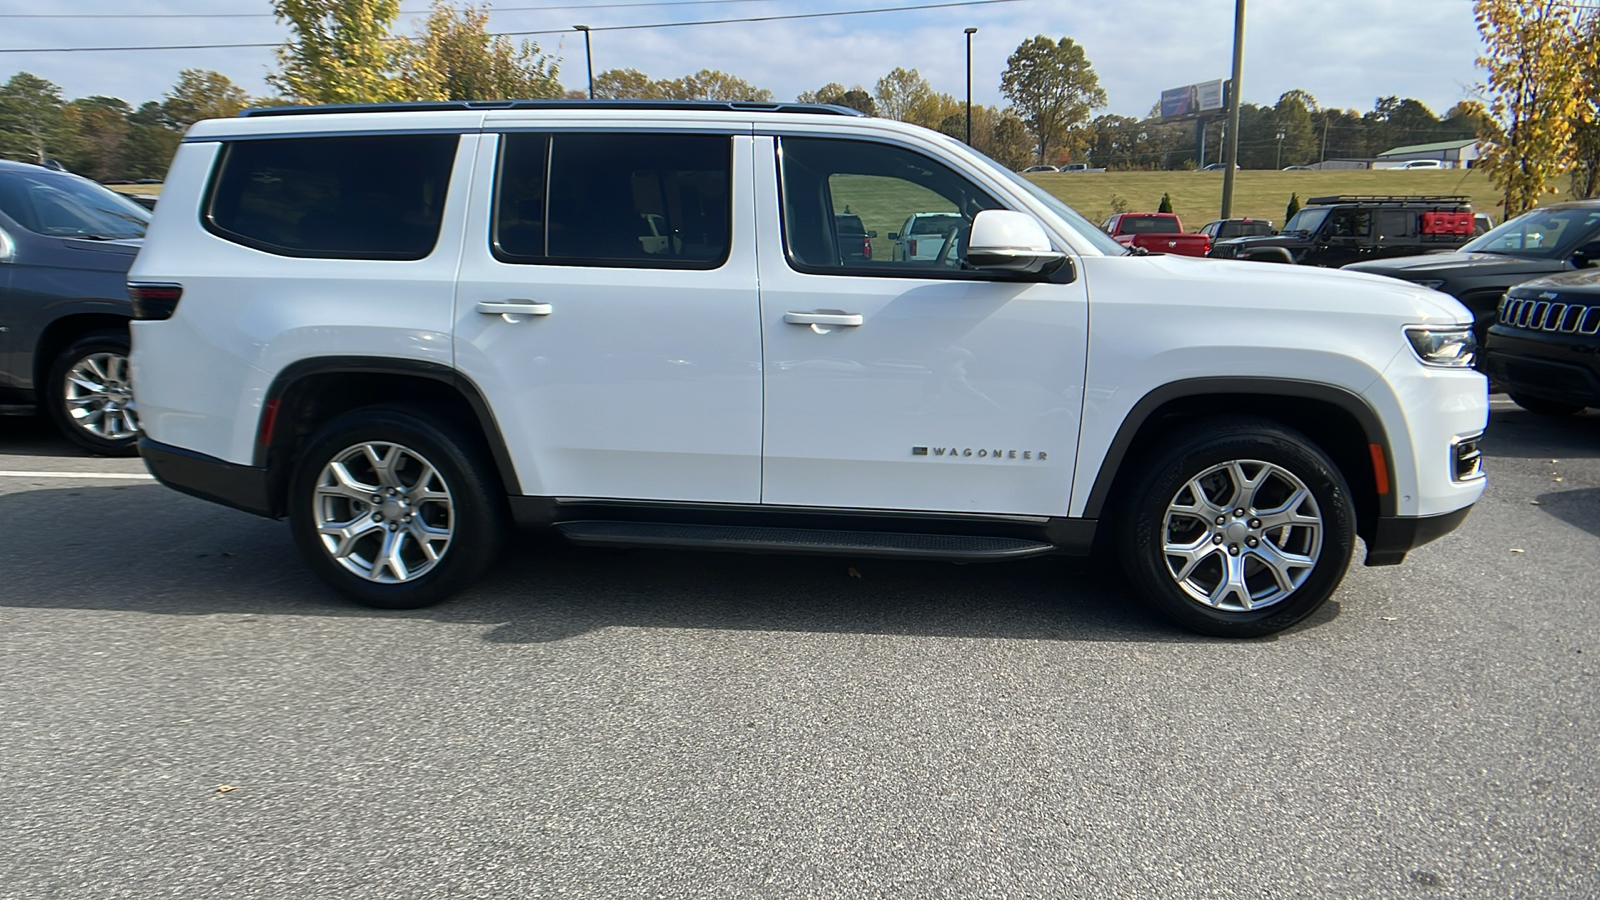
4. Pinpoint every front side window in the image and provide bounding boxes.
[778,137,1002,275]
[0,169,149,239]
[1463,207,1600,259]
[493,132,731,269]
[205,134,458,260]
